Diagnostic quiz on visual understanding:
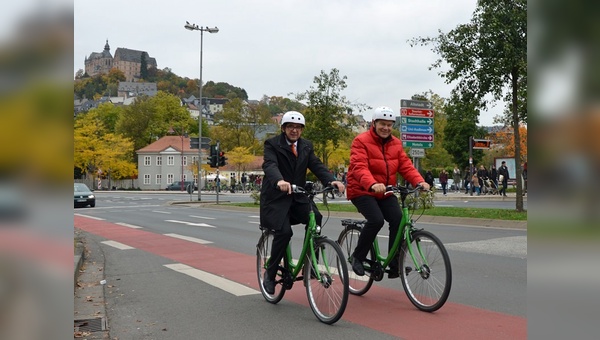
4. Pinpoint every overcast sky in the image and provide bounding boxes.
[73,0,501,125]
